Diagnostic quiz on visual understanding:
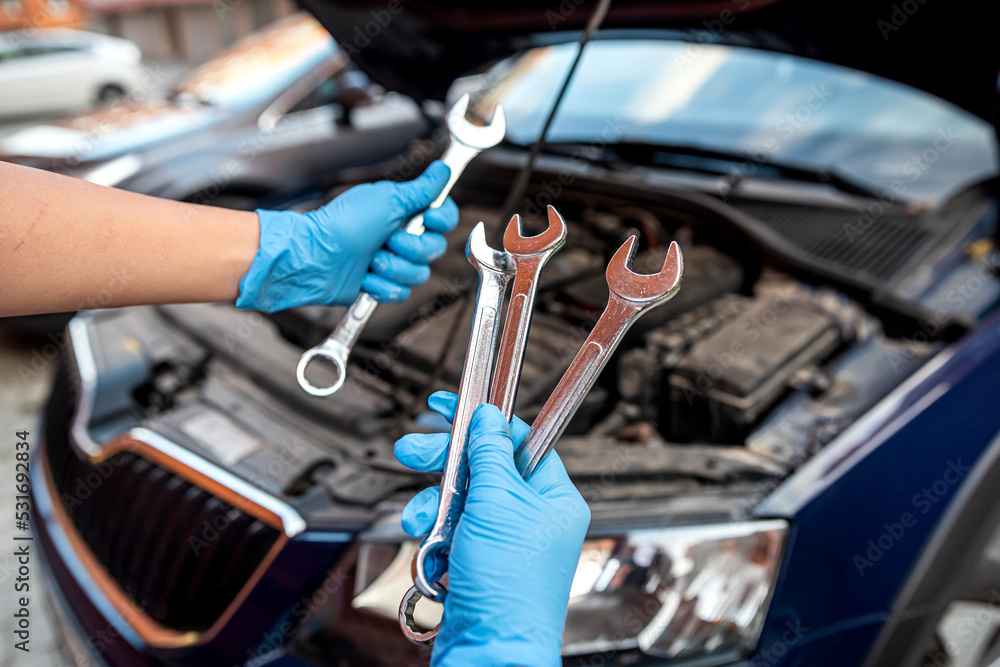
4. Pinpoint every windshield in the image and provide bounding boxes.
[474,40,998,204]
[172,13,336,110]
